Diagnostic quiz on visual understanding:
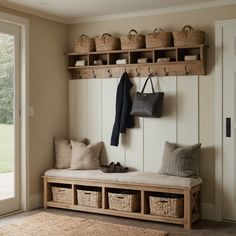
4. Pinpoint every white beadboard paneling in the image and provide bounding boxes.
[87,79,102,143]
[69,76,200,172]
[101,78,125,165]
[125,77,144,171]
[177,76,199,144]
[143,76,177,172]
[69,80,87,140]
